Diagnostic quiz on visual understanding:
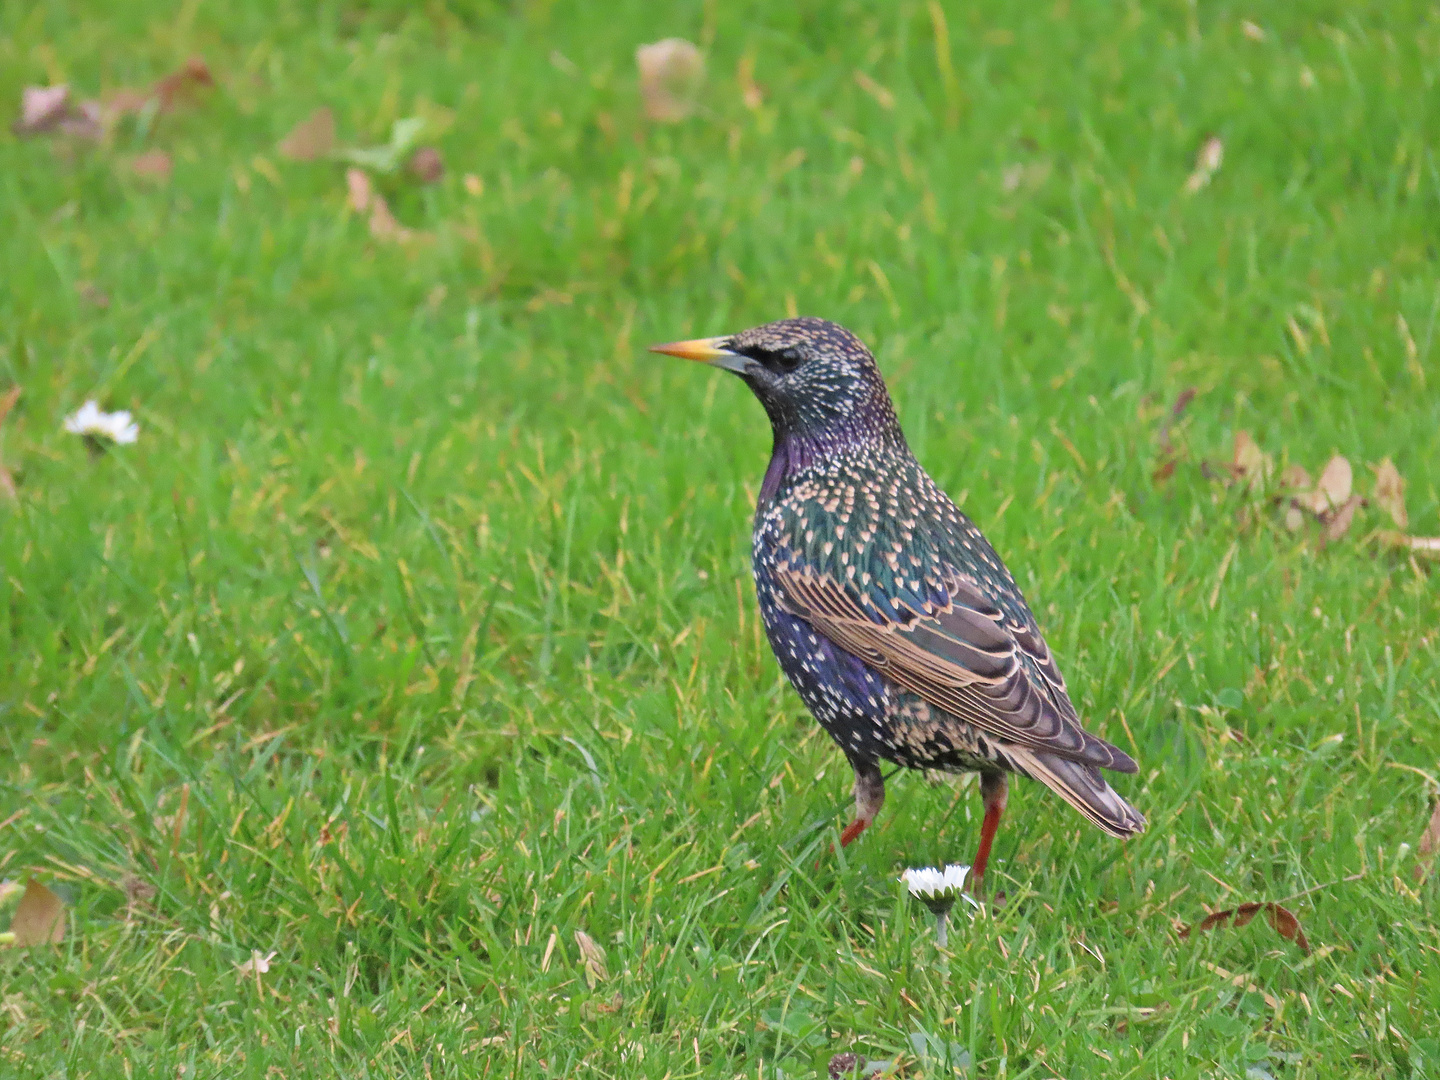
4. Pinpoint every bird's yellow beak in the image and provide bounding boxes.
[648,336,750,373]
[648,337,727,362]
